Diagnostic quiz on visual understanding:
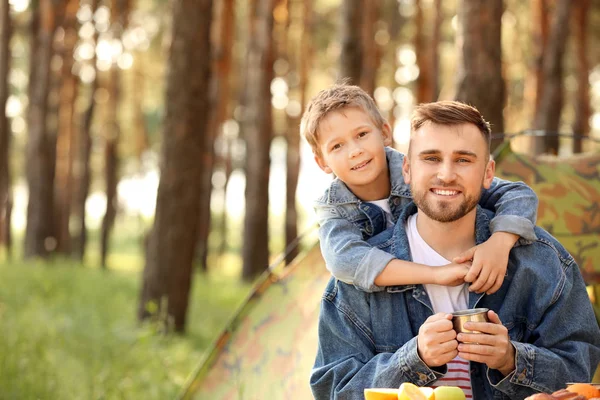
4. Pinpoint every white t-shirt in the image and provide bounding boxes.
[406,214,473,399]
[367,199,394,228]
